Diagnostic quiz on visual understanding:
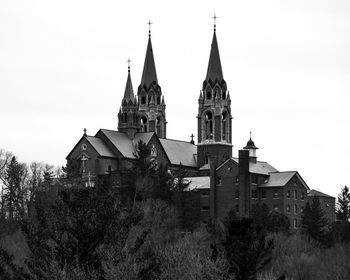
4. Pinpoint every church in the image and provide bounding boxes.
[66,22,335,227]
